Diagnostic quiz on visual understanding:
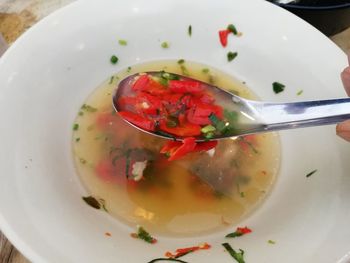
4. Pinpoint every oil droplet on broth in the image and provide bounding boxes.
[72,60,281,237]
